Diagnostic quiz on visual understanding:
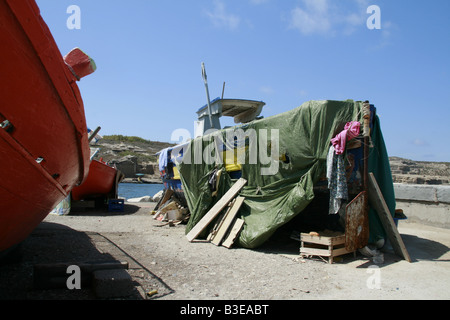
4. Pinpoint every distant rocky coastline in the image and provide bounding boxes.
[390,157,450,185]
[121,177,163,184]
[90,135,449,186]
[90,135,174,183]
